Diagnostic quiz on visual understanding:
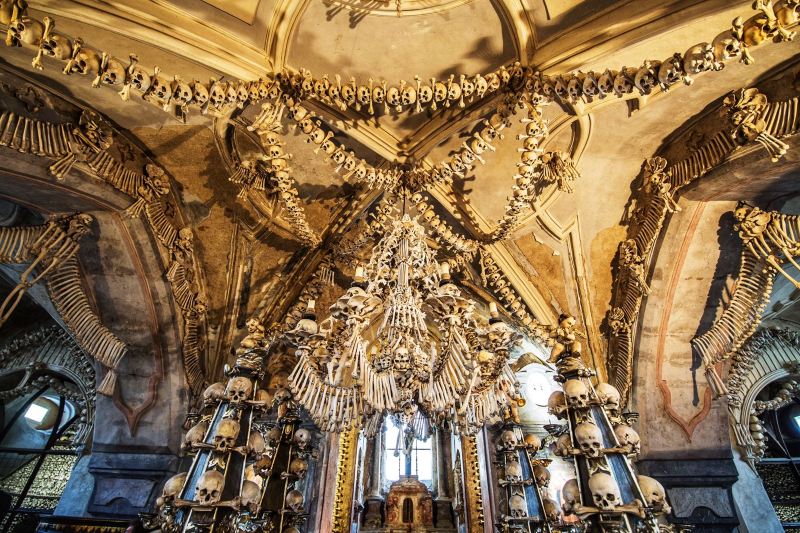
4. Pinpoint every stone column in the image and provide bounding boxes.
[362,426,385,528]
[433,427,455,527]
